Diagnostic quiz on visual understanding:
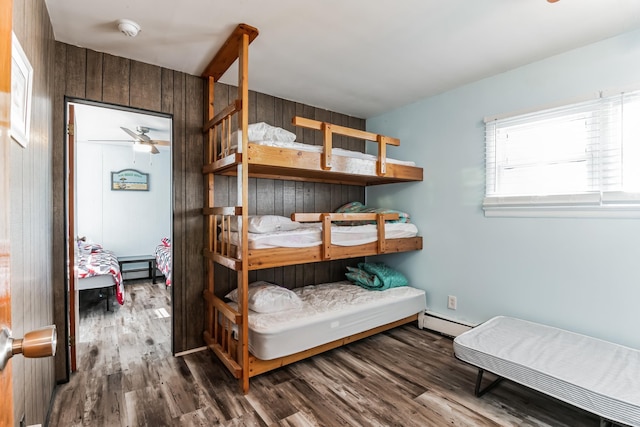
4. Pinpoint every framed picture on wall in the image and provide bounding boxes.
[10,32,33,148]
[111,169,150,191]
